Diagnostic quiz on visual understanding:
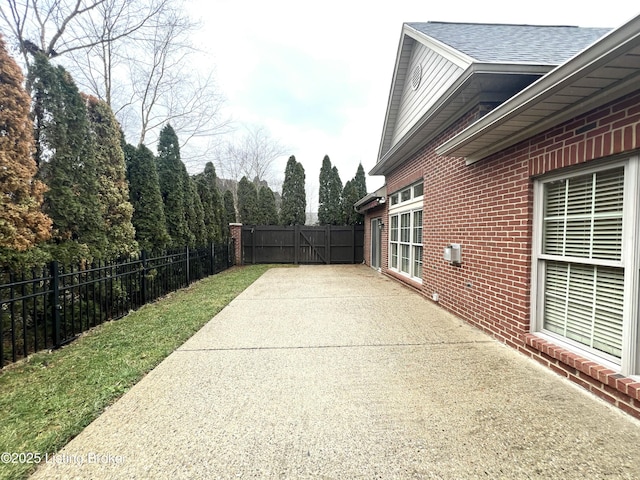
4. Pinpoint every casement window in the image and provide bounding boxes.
[532,158,640,376]
[413,210,423,278]
[389,181,424,281]
[390,215,399,269]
